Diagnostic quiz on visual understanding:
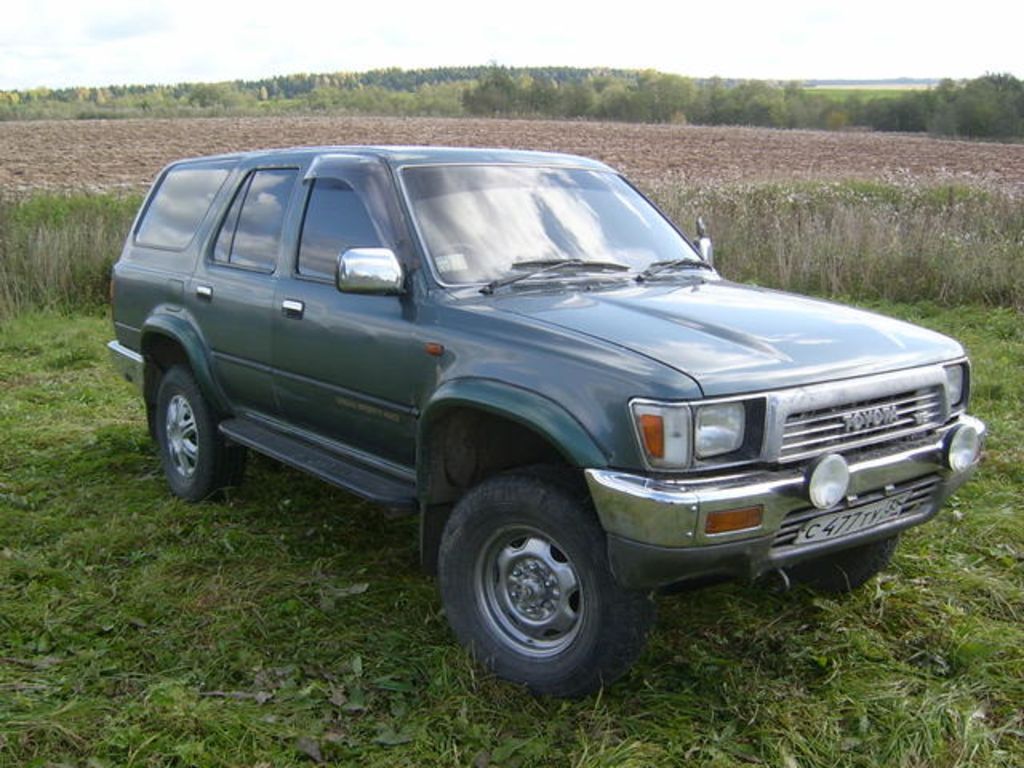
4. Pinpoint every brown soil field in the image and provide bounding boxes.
[1,115,1023,193]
